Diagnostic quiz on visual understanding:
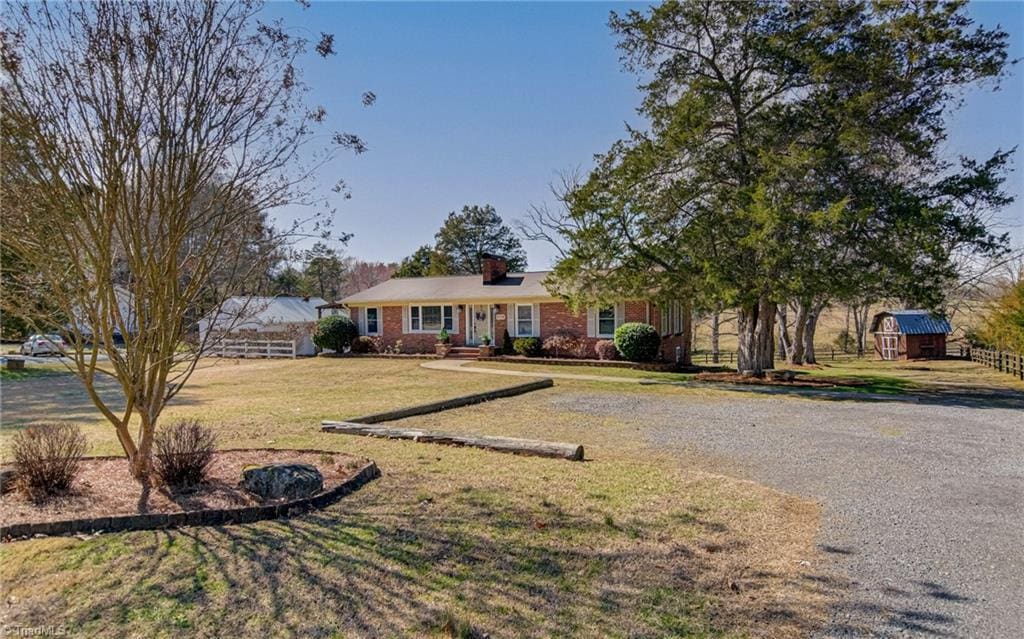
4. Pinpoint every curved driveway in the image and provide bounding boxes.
[549,389,1022,638]
[428,360,1024,637]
